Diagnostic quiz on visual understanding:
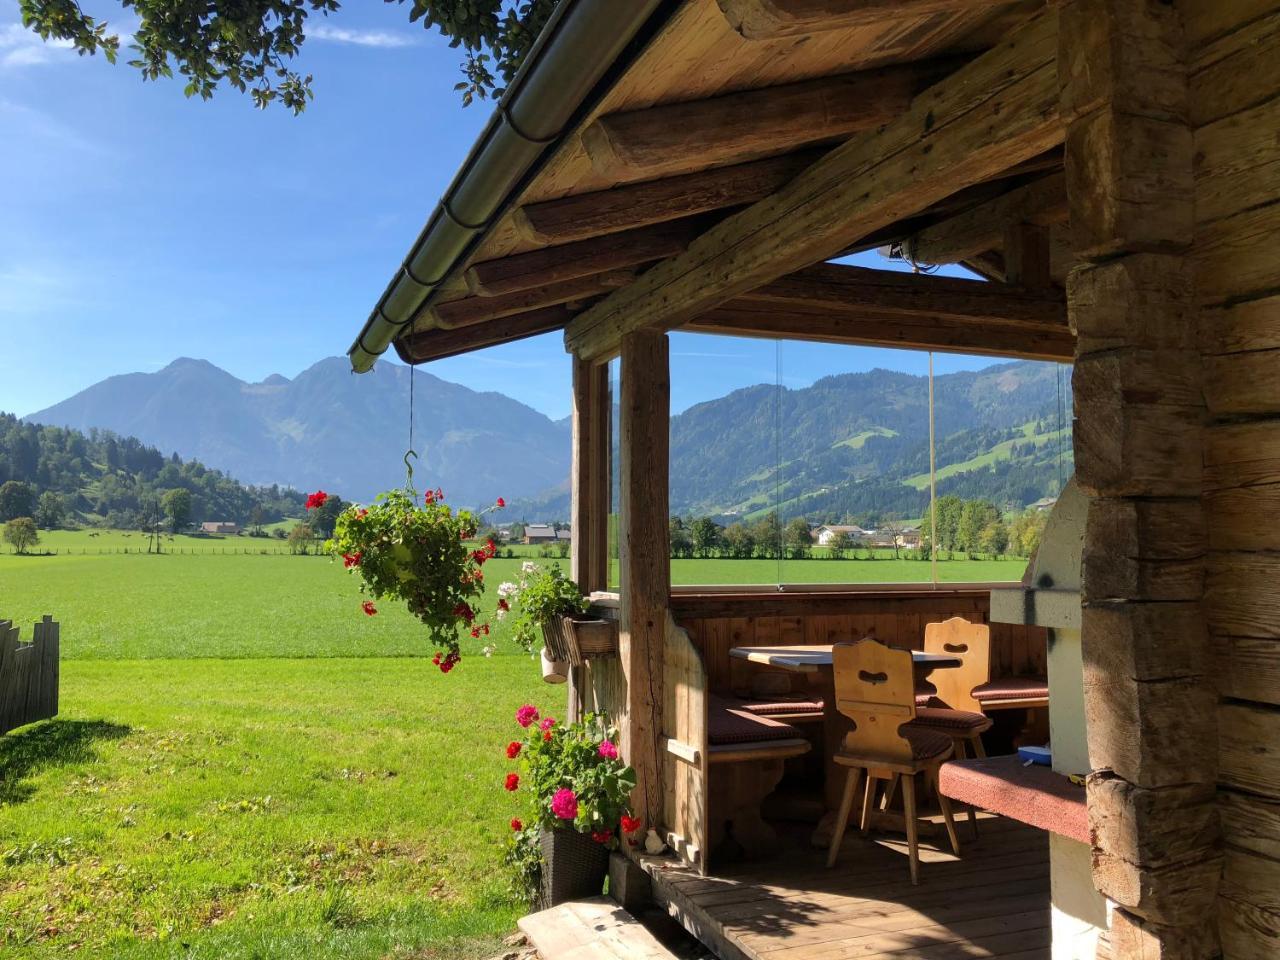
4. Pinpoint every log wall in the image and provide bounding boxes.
[1189,2,1280,956]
